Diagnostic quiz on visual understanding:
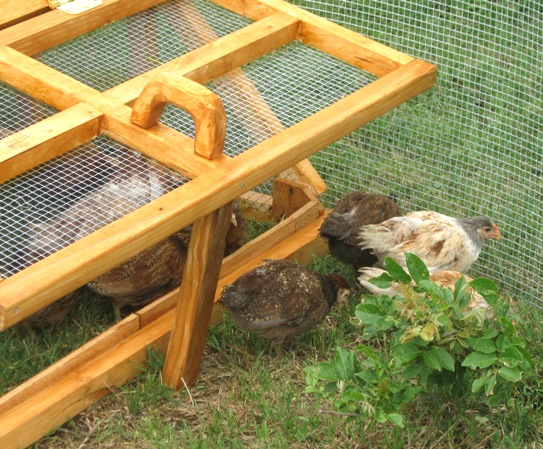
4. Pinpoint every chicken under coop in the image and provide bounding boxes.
[0,0,436,447]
